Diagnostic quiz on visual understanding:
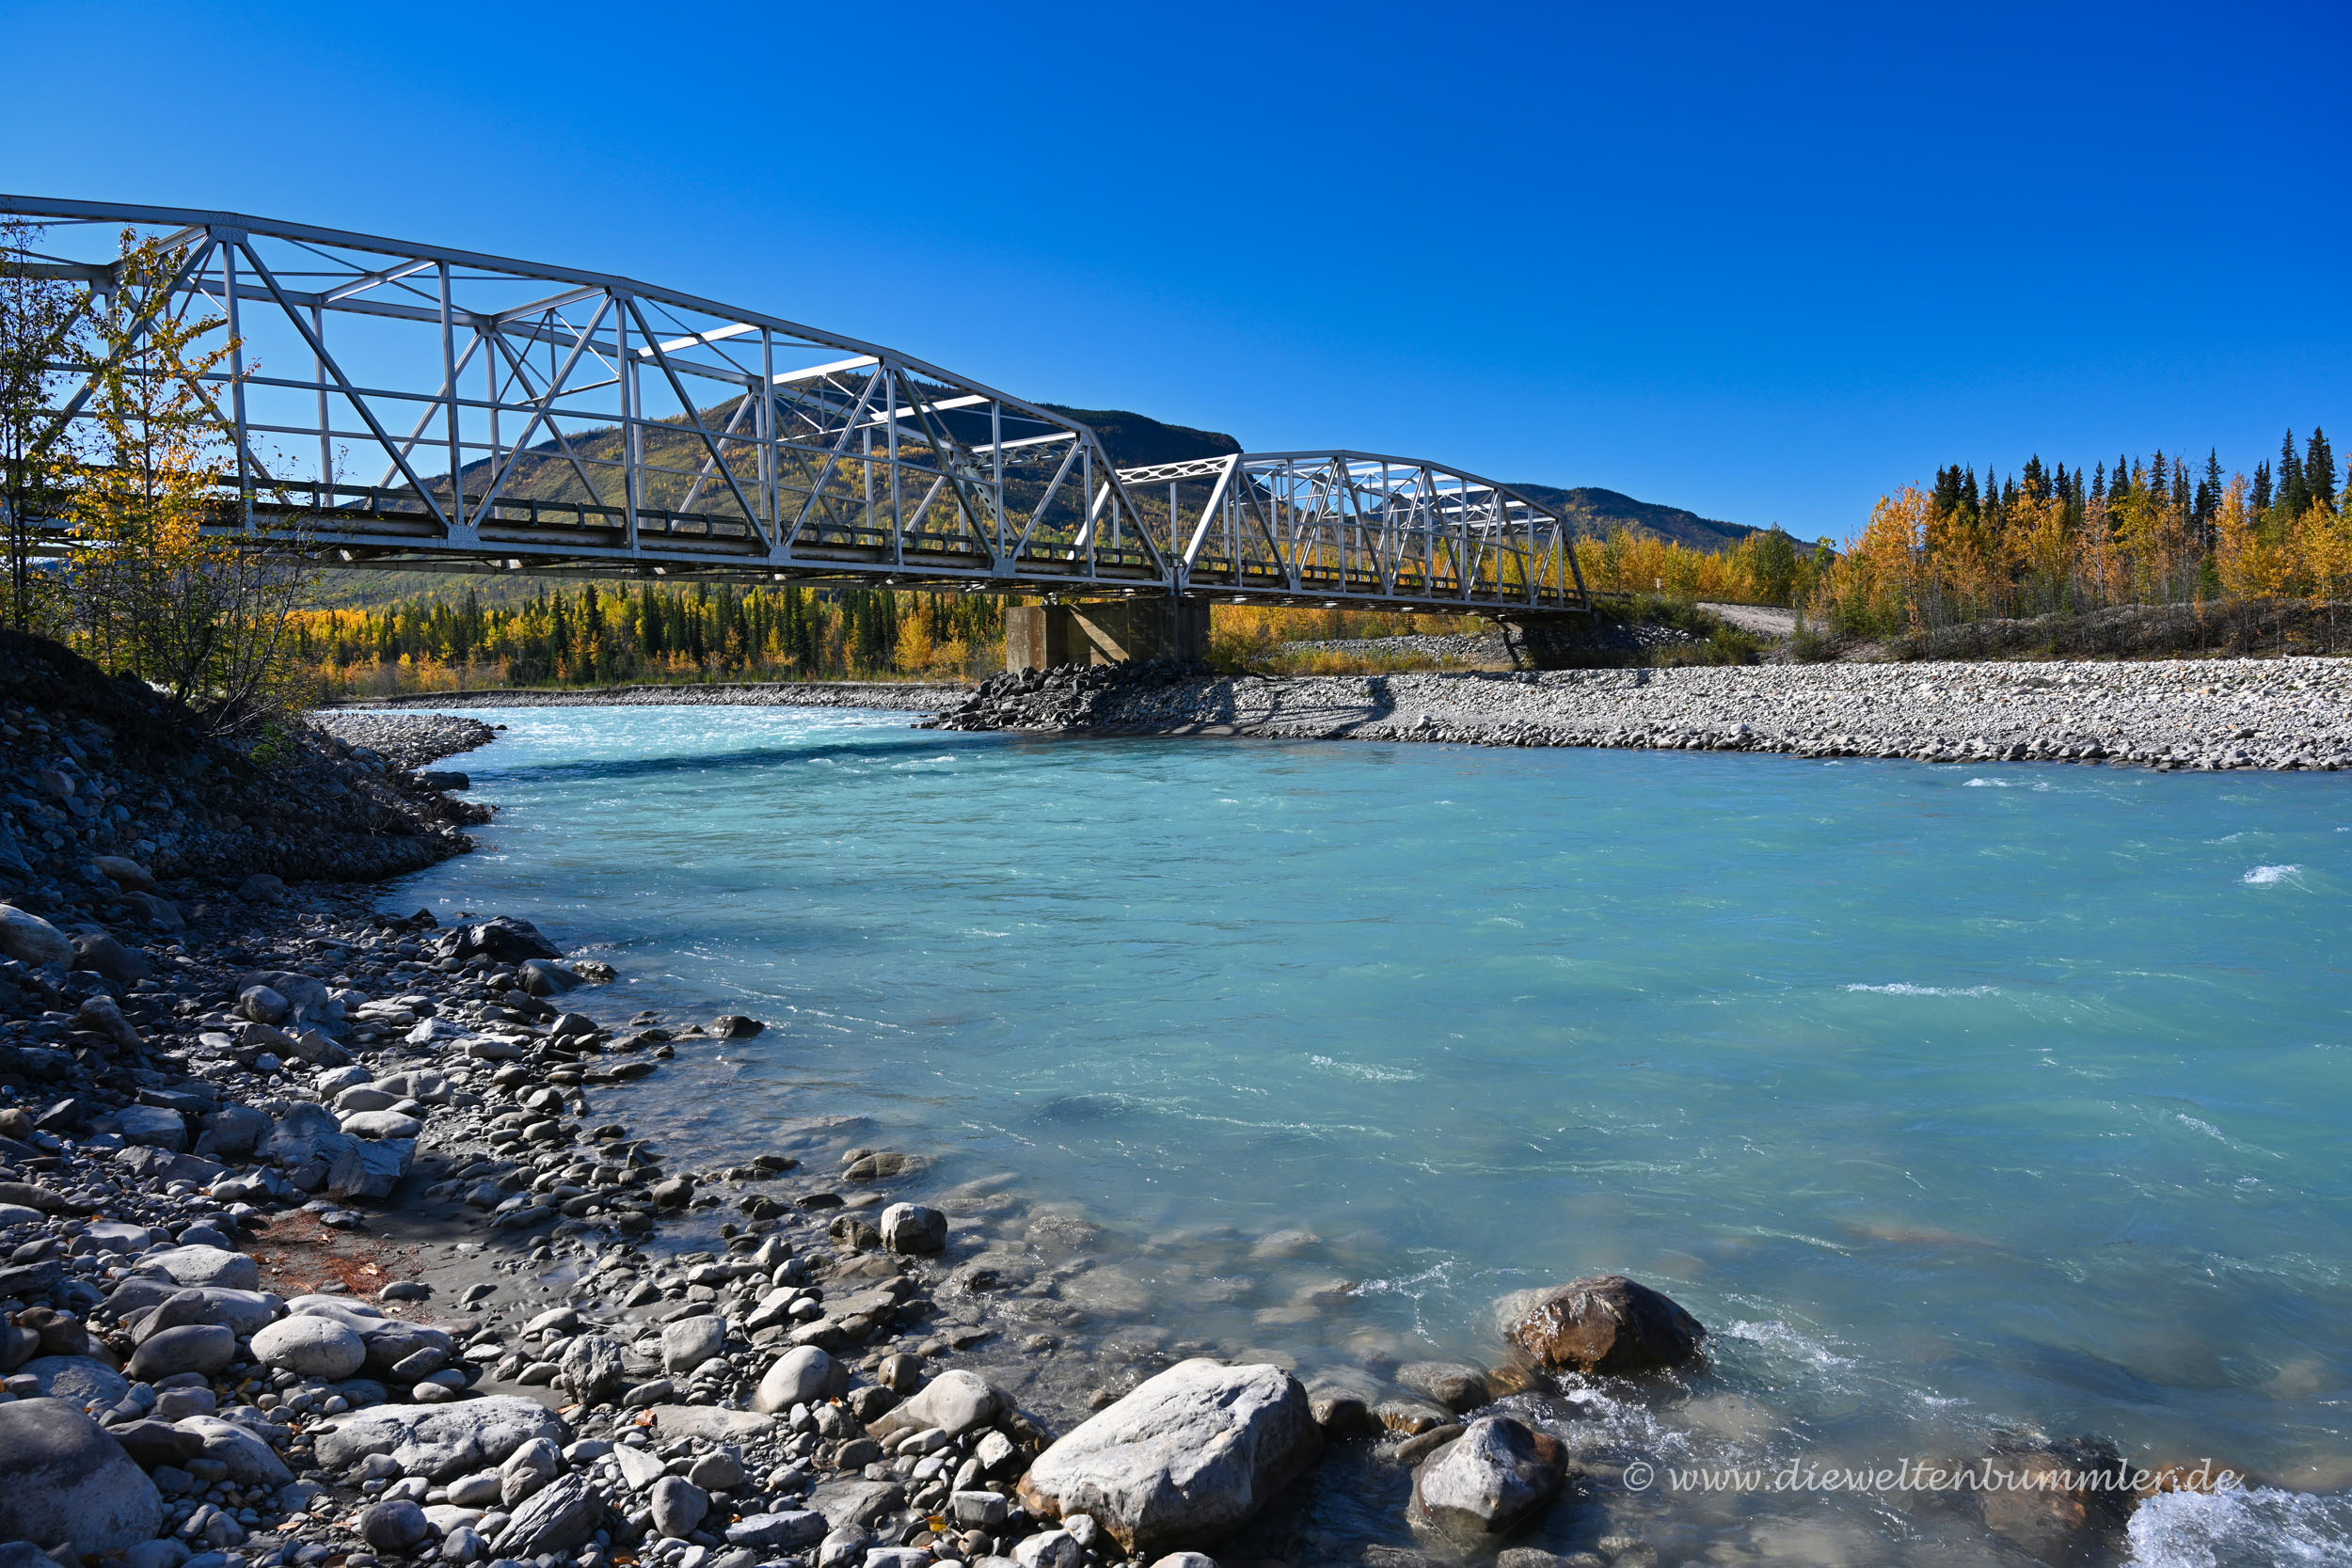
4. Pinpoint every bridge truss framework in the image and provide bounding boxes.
[0,198,1587,618]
